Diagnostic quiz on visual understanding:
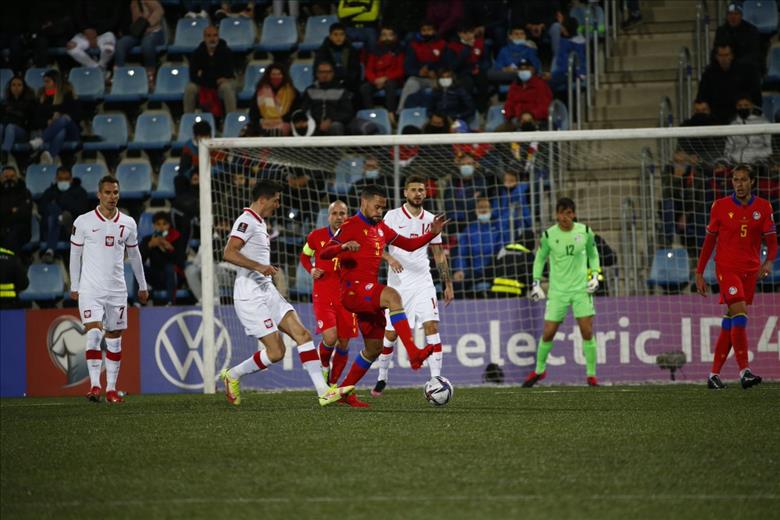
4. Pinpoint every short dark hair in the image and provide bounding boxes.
[98,175,119,191]
[509,24,526,33]
[360,185,387,200]
[153,211,171,224]
[405,175,427,186]
[316,60,335,72]
[400,125,422,135]
[733,163,755,180]
[556,197,576,213]
[329,22,346,34]
[193,120,212,138]
[420,20,437,30]
[252,179,283,201]
[56,166,72,177]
